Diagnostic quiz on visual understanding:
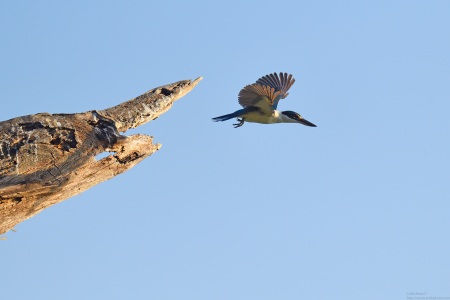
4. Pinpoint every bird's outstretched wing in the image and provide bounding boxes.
[255,72,295,109]
[238,84,281,114]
